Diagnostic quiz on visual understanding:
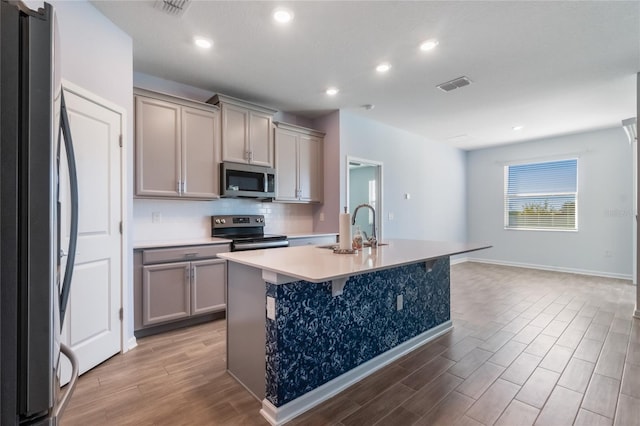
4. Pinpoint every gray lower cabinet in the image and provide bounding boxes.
[142,261,191,325]
[191,258,226,315]
[135,244,229,333]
